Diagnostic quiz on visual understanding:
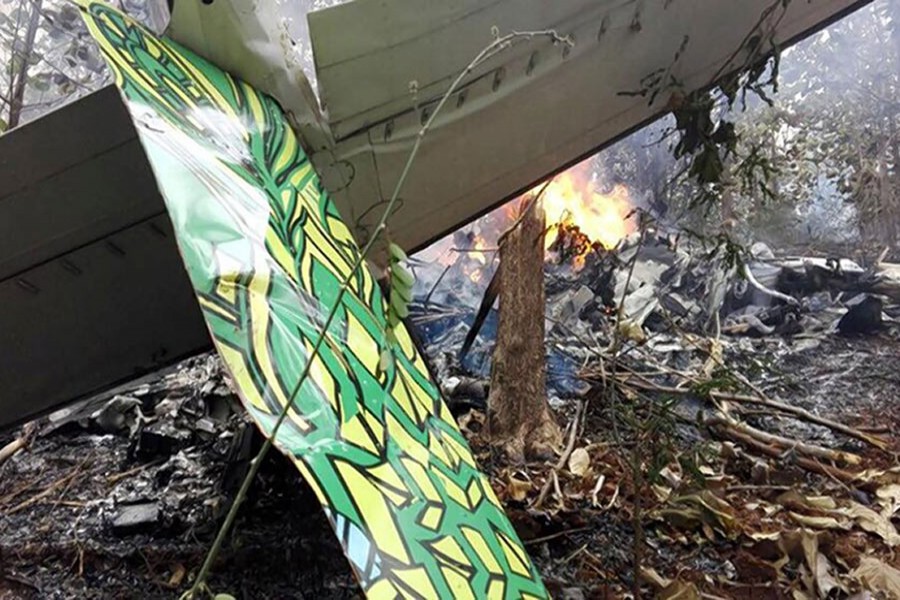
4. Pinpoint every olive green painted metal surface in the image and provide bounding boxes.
[0,87,210,429]
[305,0,871,251]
